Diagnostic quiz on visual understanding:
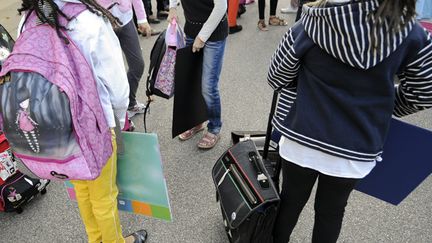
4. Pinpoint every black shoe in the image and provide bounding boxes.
[229,25,243,34]
[148,17,161,24]
[157,11,169,19]
[237,4,246,18]
[127,229,148,243]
